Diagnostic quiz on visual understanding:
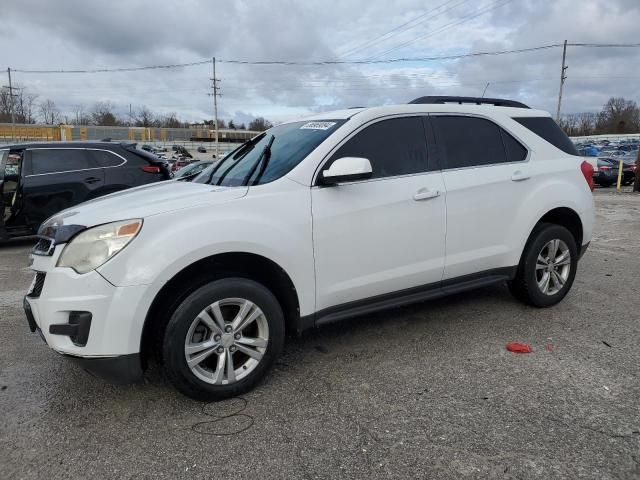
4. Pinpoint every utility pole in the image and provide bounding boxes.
[209,57,222,158]
[556,40,568,122]
[4,68,17,142]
